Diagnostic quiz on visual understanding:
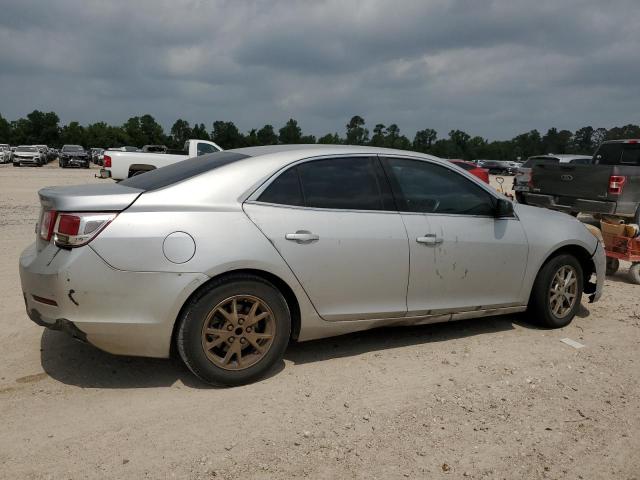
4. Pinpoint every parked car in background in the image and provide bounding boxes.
[90,148,105,165]
[59,145,90,169]
[20,145,604,386]
[526,140,640,223]
[514,154,591,203]
[0,144,12,164]
[449,159,490,183]
[474,160,518,175]
[12,145,44,167]
[100,139,222,180]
